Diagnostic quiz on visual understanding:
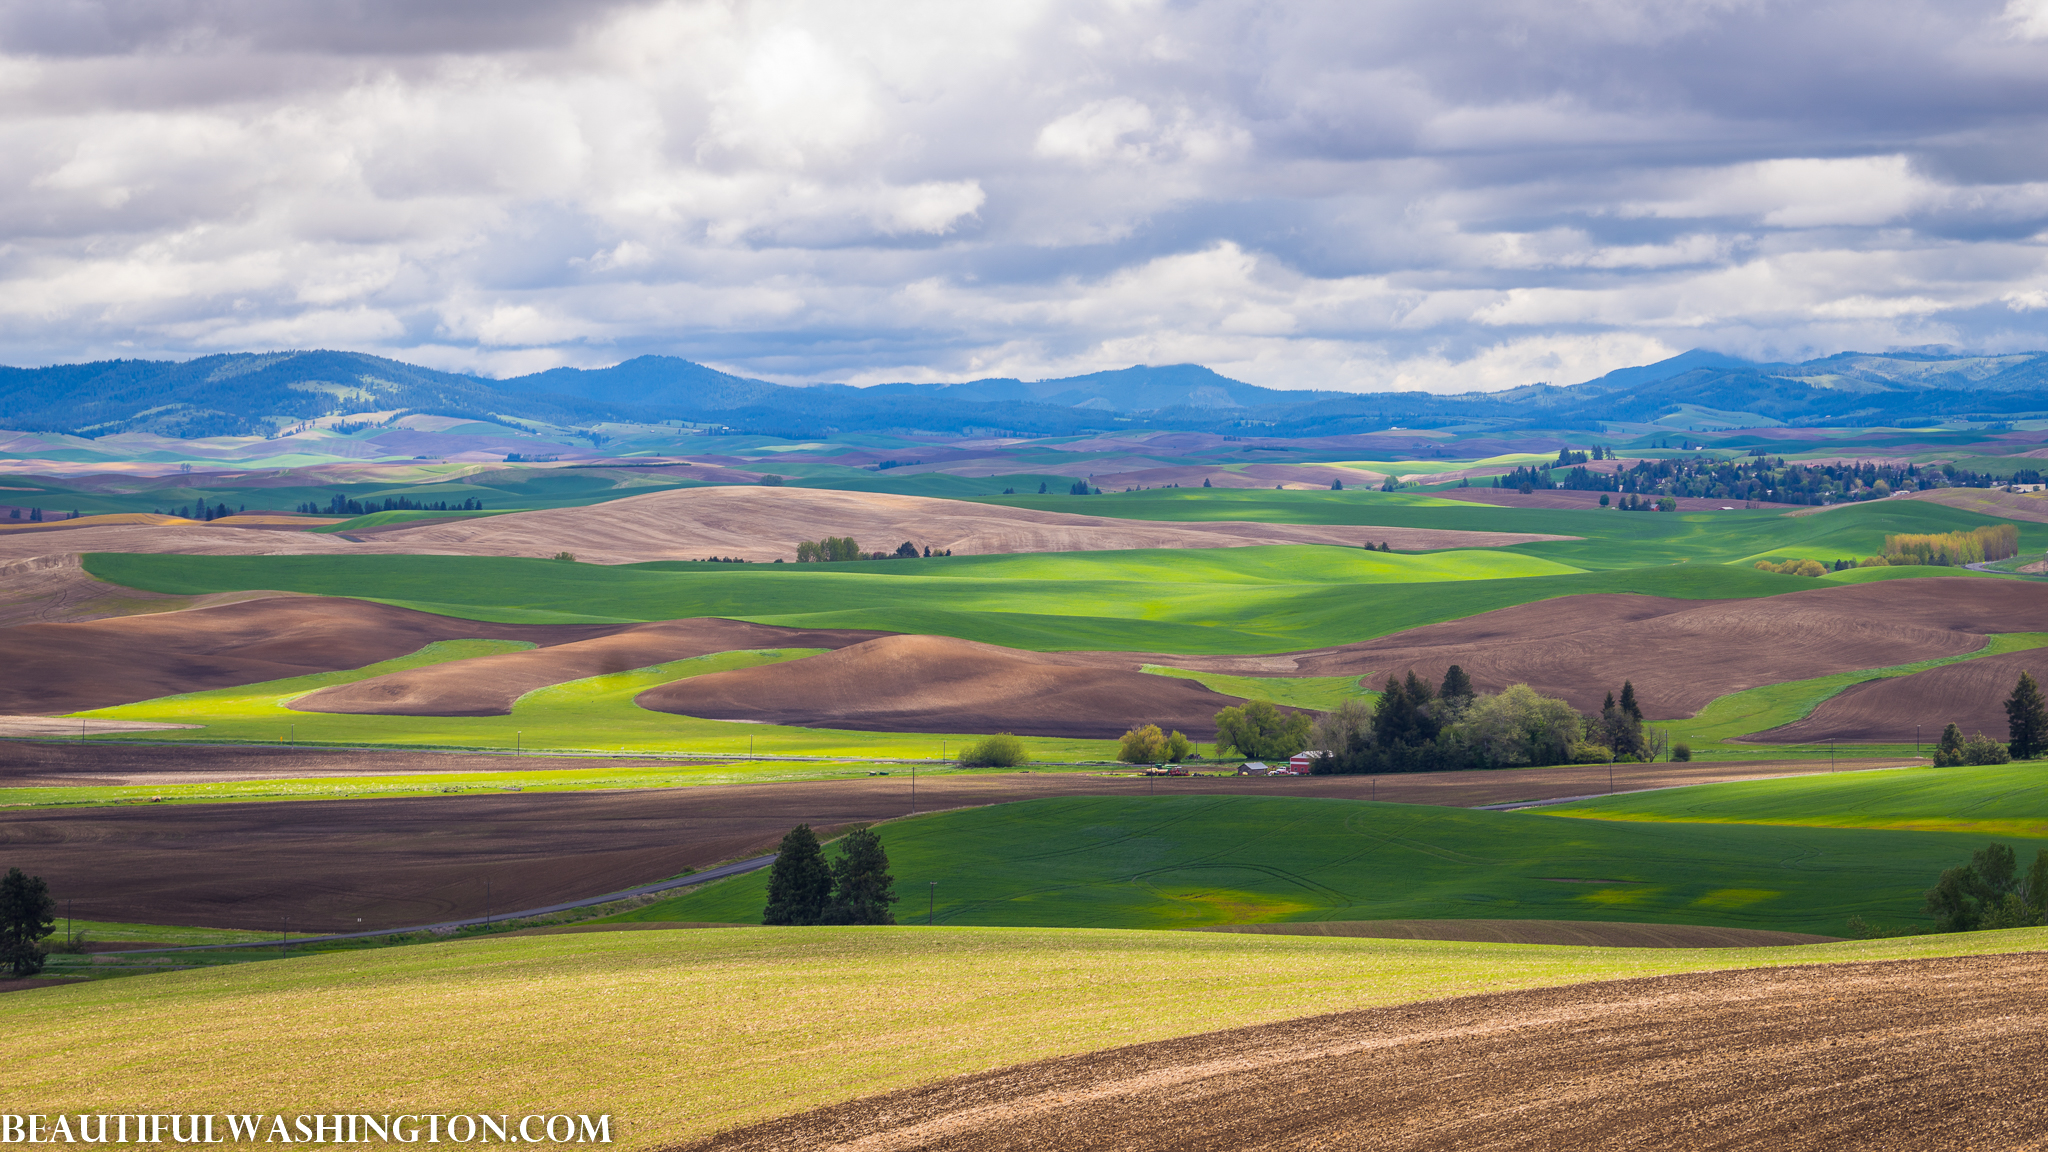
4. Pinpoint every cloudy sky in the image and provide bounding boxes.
[7,0,2048,391]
